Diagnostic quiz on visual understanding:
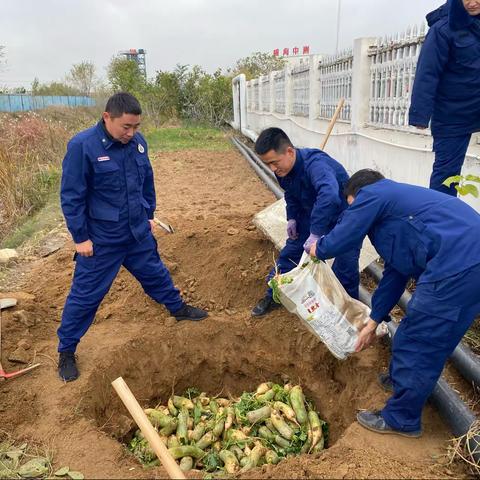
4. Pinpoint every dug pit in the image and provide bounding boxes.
[80,313,390,450]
